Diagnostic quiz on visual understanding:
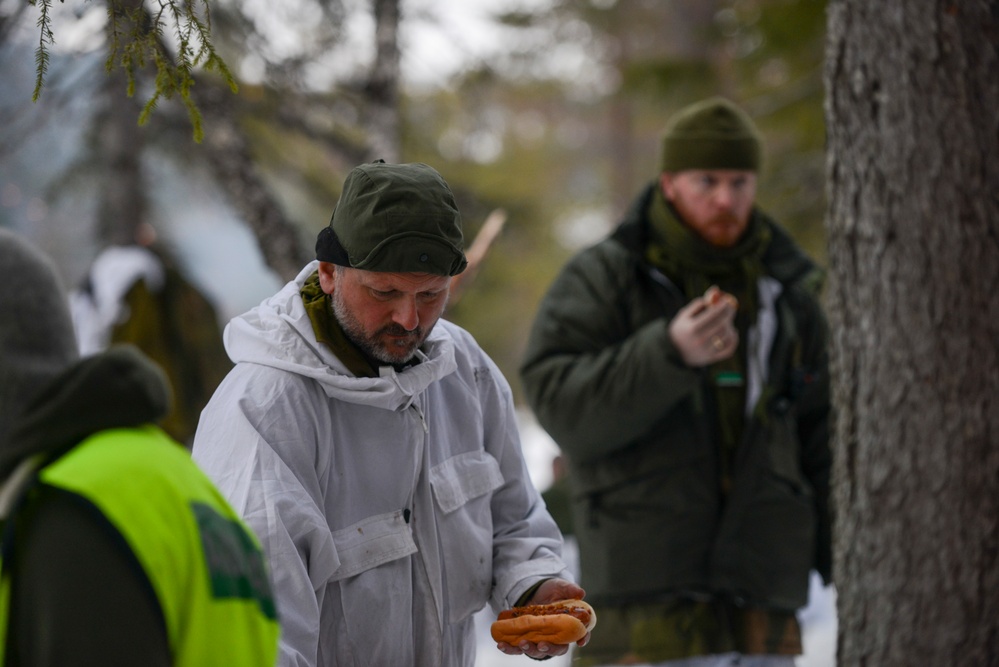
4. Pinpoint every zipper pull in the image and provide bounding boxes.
[411,404,429,433]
